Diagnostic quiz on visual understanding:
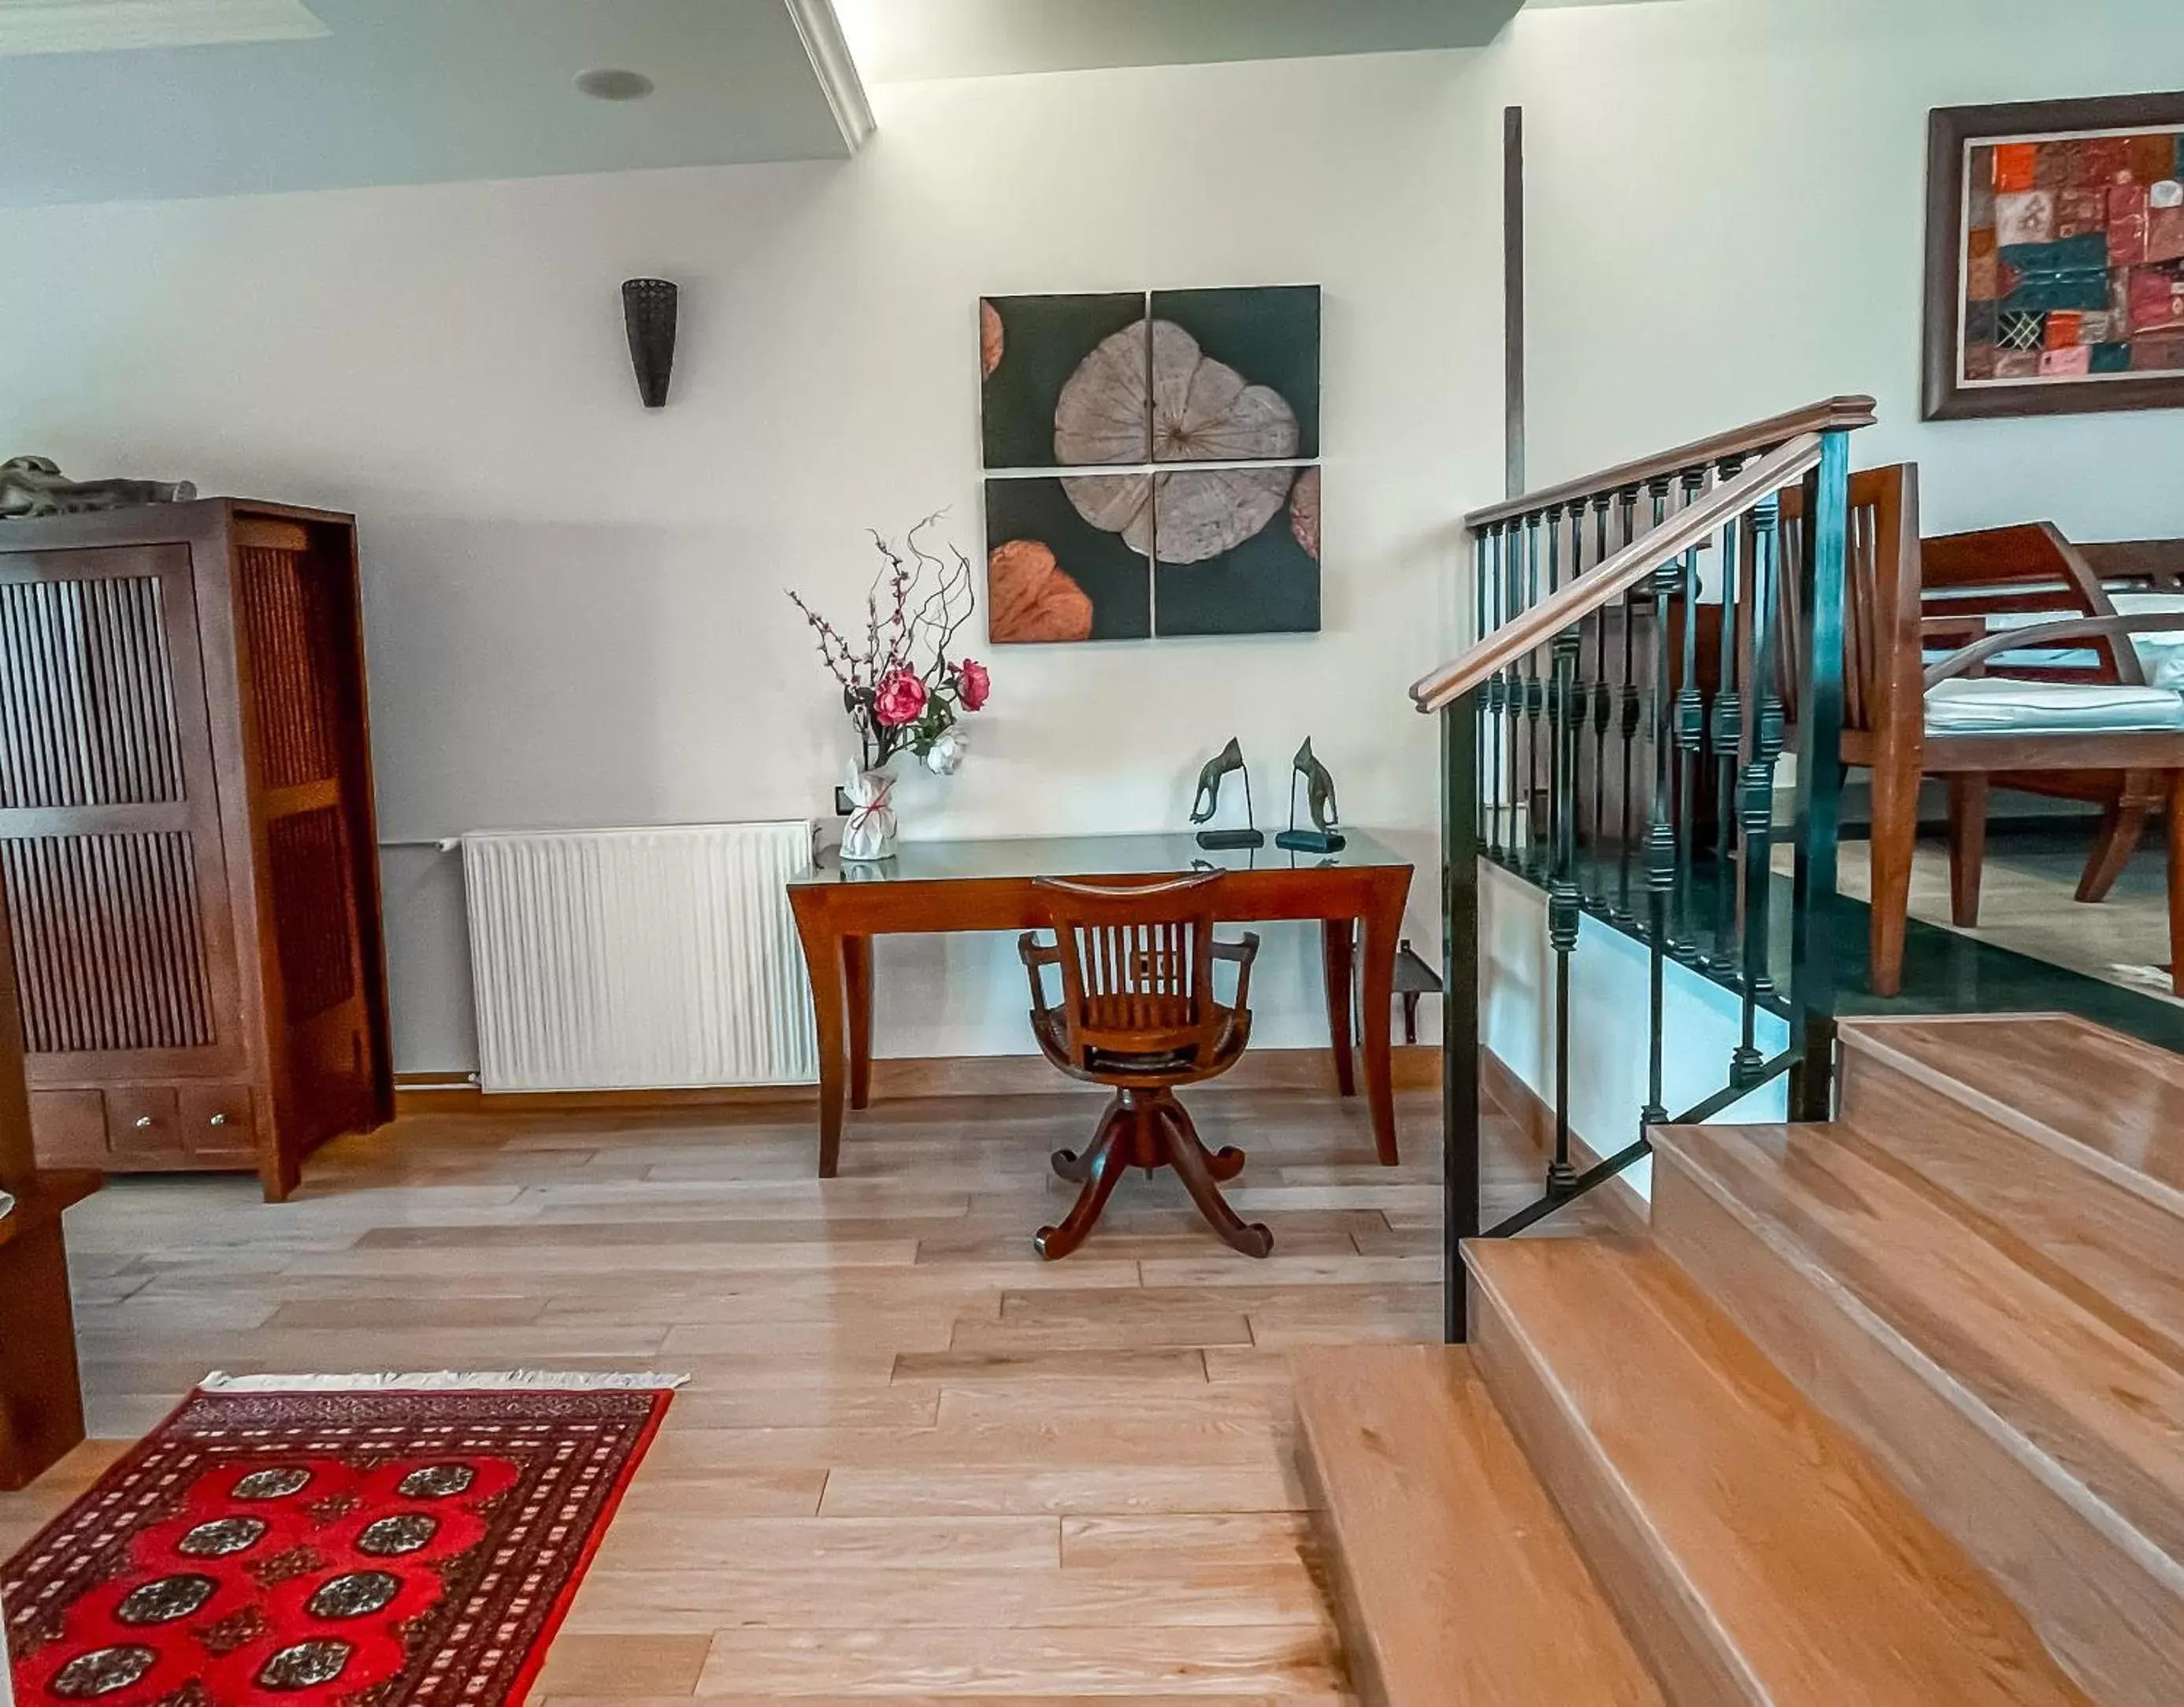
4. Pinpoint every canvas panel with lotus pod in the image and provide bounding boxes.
[980,287,1321,644]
